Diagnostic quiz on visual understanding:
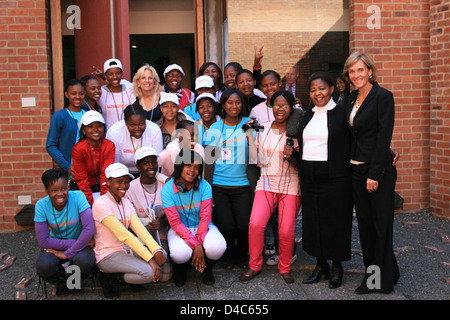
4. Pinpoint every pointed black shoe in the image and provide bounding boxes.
[302,264,330,284]
[328,267,343,289]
